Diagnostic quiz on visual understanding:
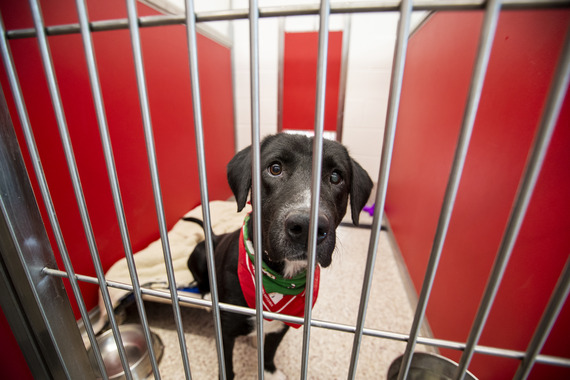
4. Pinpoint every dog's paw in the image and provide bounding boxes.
[264,369,287,380]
